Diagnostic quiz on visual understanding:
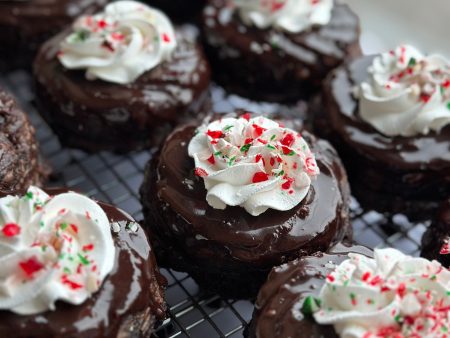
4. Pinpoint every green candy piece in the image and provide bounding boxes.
[301,296,322,316]
[408,57,417,67]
